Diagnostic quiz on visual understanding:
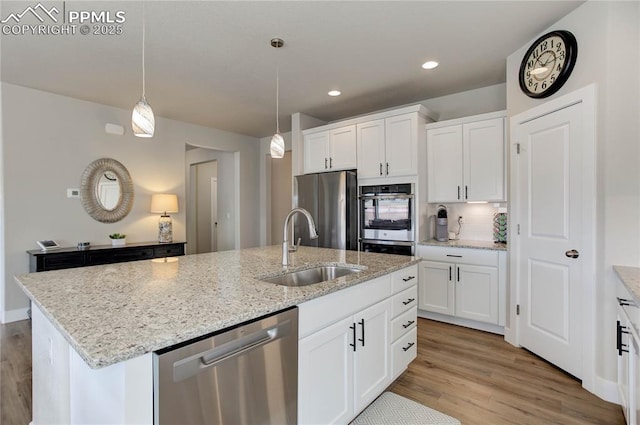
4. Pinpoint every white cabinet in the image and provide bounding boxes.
[417,245,505,328]
[616,283,640,425]
[357,113,420,179]
[298,274,392,425]
[298,265,418,425]
[303,125,357,174]
[426,113,505,203]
